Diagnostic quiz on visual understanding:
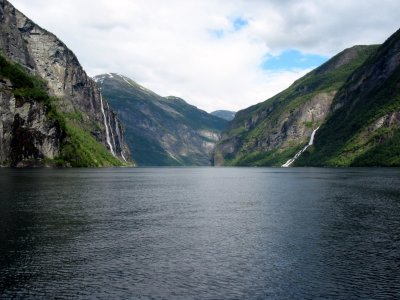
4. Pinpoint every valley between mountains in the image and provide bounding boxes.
[1,0,399,167]
[94,73,227,166]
